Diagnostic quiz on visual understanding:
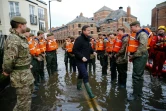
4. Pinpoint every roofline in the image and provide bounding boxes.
[94,10,112,14]
[36,0,47,5]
